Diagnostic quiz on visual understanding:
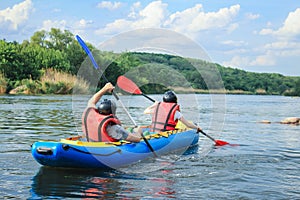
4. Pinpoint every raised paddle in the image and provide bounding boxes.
[117,75,231,146]
[76,35,136,126]
[117,75,156,102]
[76,35,157,157]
